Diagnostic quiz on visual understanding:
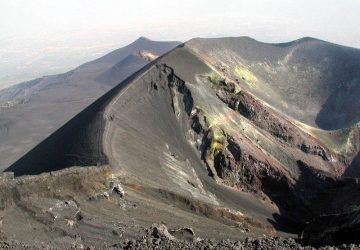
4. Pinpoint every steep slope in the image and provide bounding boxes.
[185,37,360,171]
[0,37,180,170]
[186,37,360,129]
[2,37,360,247]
